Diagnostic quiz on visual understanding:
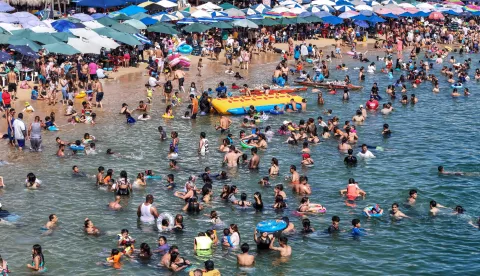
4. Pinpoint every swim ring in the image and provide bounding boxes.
[146,175,161,179]
[75,92,86,98]
[451,84,463,89]
[256,220,287,233]
[162,114,174,119]
[269,109,284,115]
[70,145,85,151]
[363,205,383,217]
[157,212,174,231]
[178,44,193,54]
[48,126,59,131]
[240,140,254,149]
